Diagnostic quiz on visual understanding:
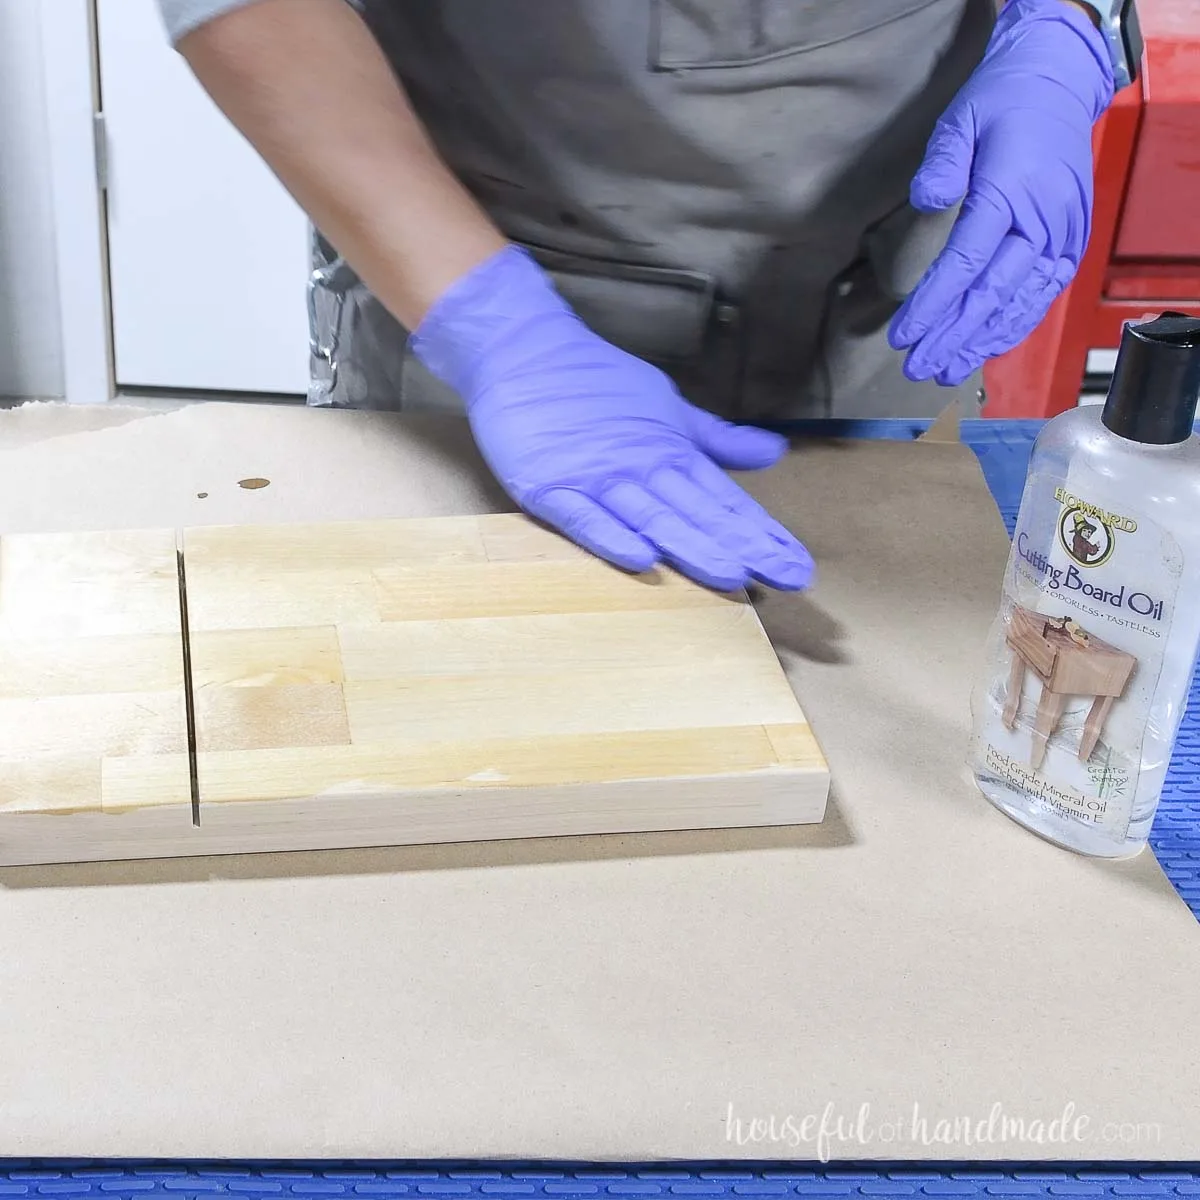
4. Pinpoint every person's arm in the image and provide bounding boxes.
[164,0,814,594]
[175,0,505,329]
